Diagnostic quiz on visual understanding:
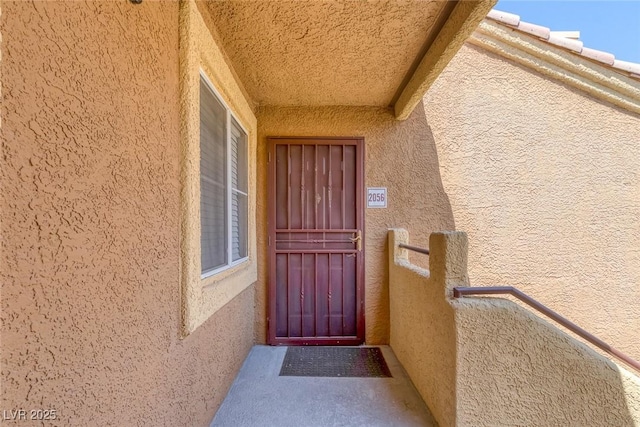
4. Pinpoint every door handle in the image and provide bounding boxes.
[350,230,362,251]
